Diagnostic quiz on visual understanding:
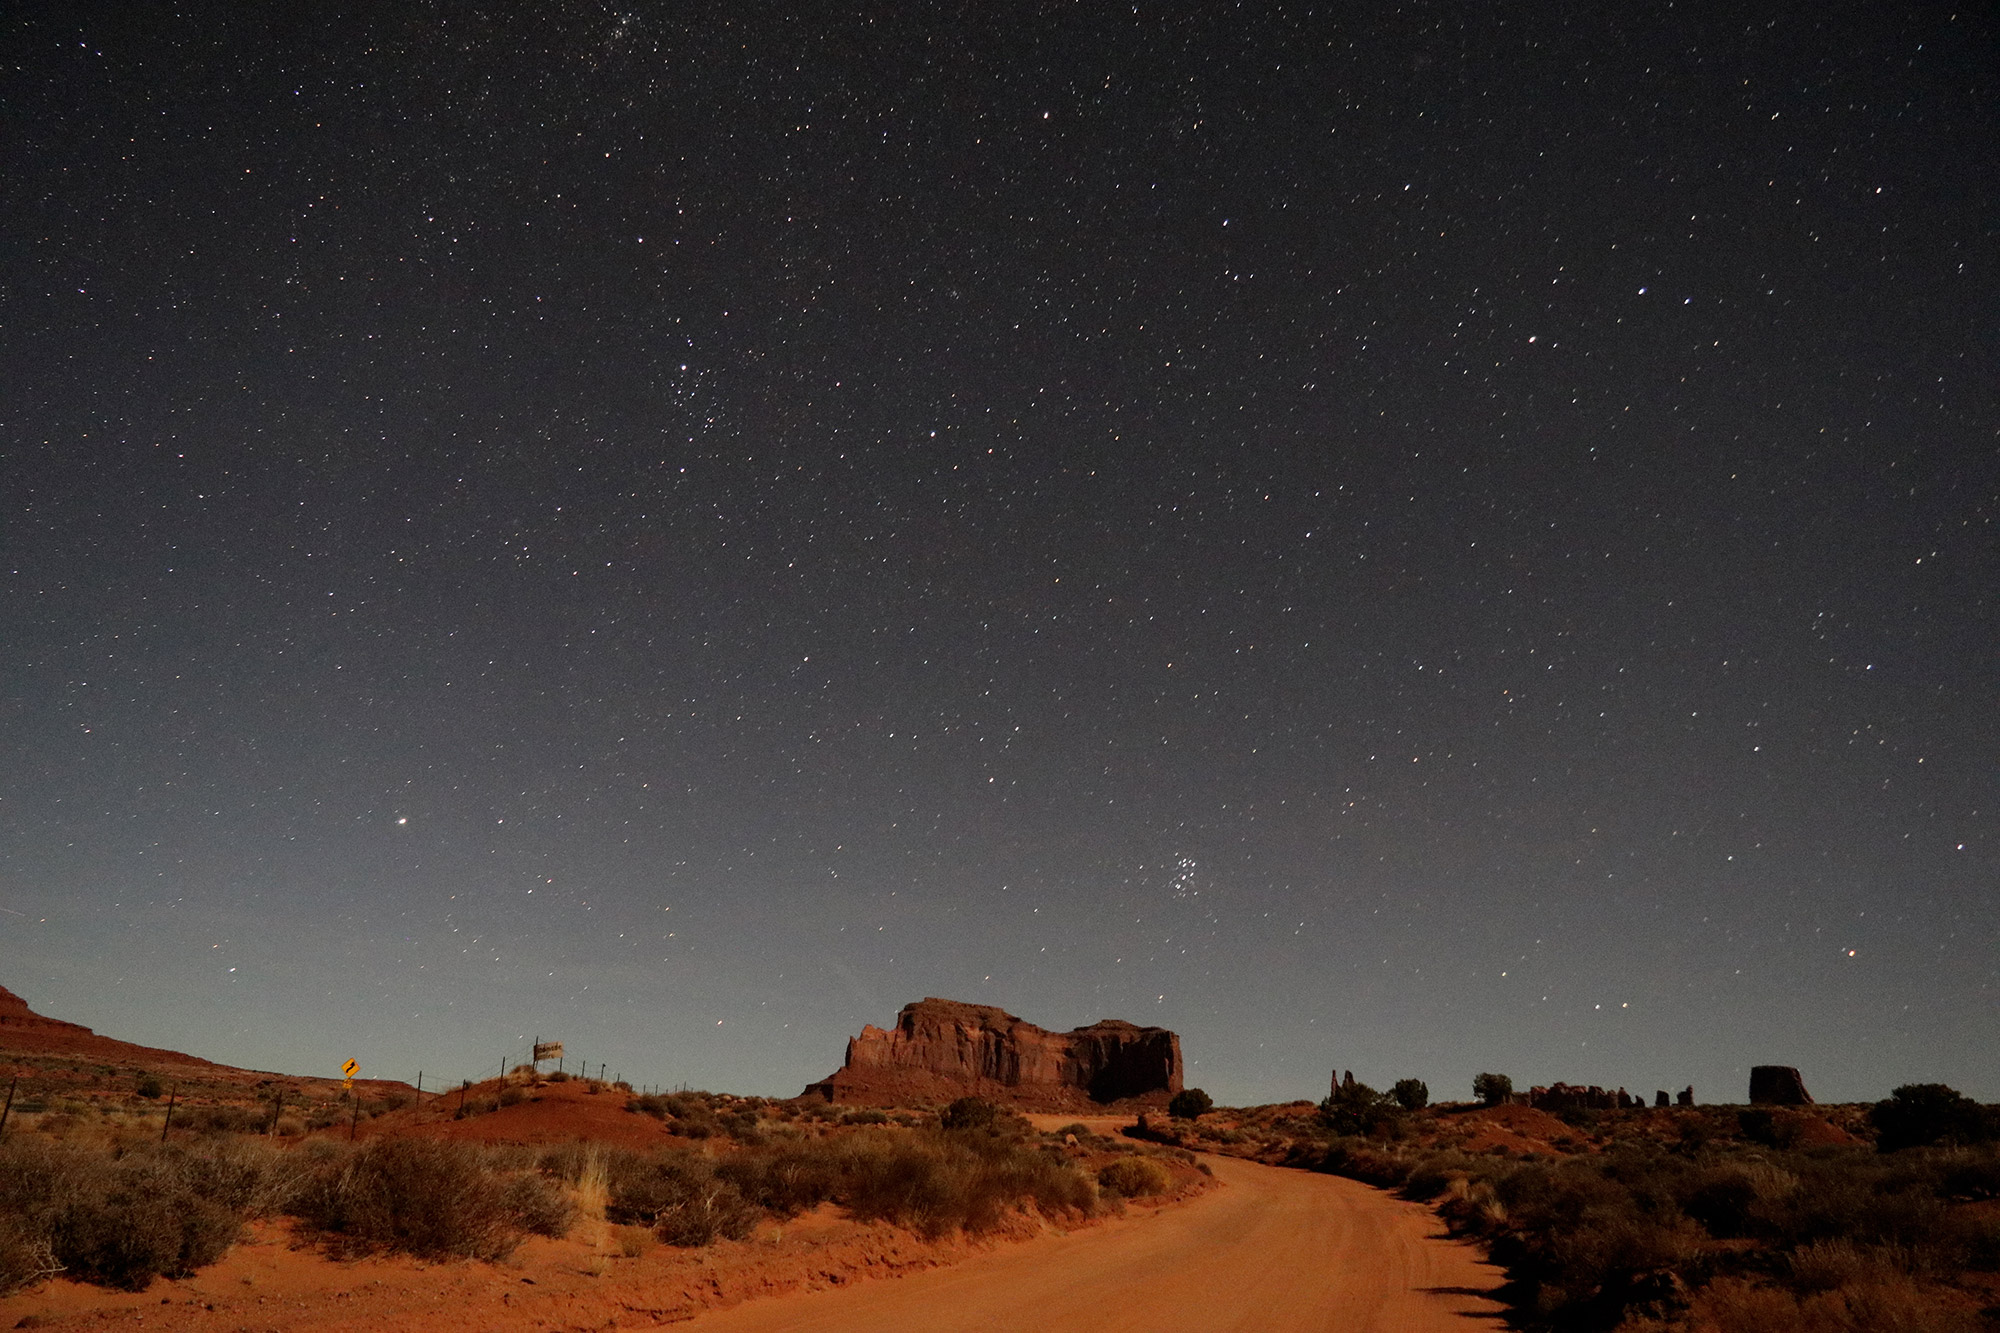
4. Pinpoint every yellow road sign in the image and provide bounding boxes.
[341,1058,359,1086]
